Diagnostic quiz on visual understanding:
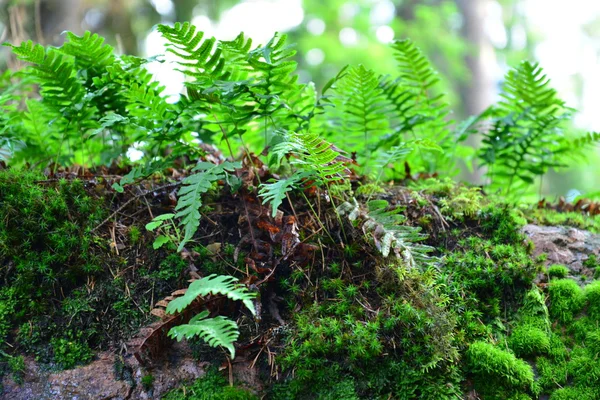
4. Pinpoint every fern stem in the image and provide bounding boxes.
[300,190,335,244]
